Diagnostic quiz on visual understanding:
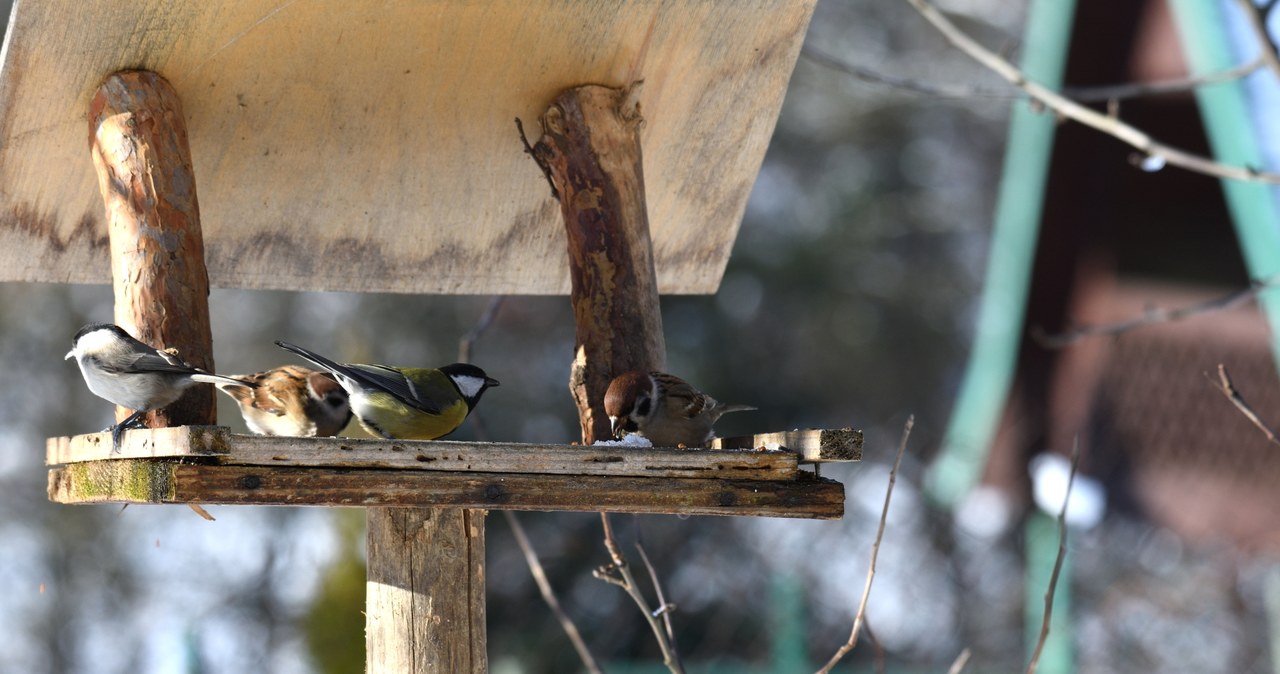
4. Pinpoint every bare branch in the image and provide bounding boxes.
[504,511,604,674]
[1233,0,1280,81]
[1025,441,1078,674]
[1210,363,1280,446]
[458,297,506,364]
[1032,278,1273,348]
[816,415,914,674]
[904,0,1280,184]
[948,648,973,674]
[1063,57,1264,102]
[597,513,686,674]
[805,43,1261,103]
[634,524,682,668]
